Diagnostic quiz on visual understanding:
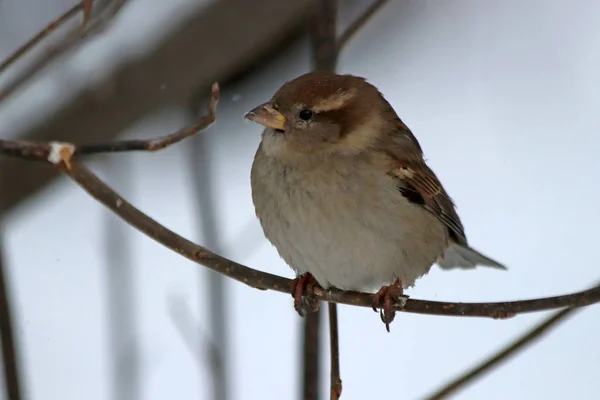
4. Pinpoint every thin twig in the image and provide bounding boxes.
[328,303,341,400]
[0,2,87,75]
[0,239,22,400]
[168,296,222,373]
[0,82,219,161]
[0,1,129,103]
[337,0,389,49]
[79,83,219,155]
[425,307,580,399]
[1,86,600,318]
